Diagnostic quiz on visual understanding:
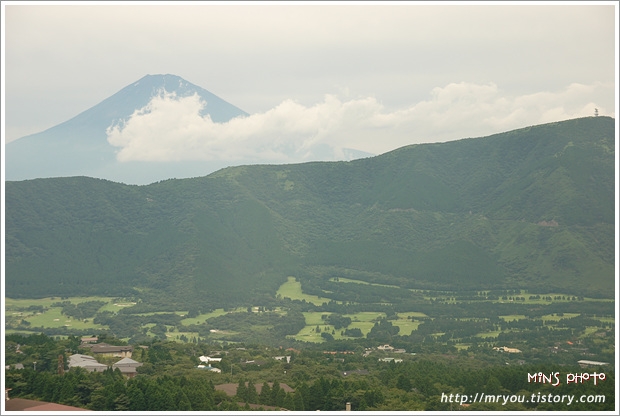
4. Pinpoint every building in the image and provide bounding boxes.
[67,354,109,373]
[577,360,609,367]
[199,355,222,363]
[377,344,395,352]
[493,346,522,353]
[112,357,143,378]
[273,356,291,363]
[378,357,403,363]
[90,343,133,358]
